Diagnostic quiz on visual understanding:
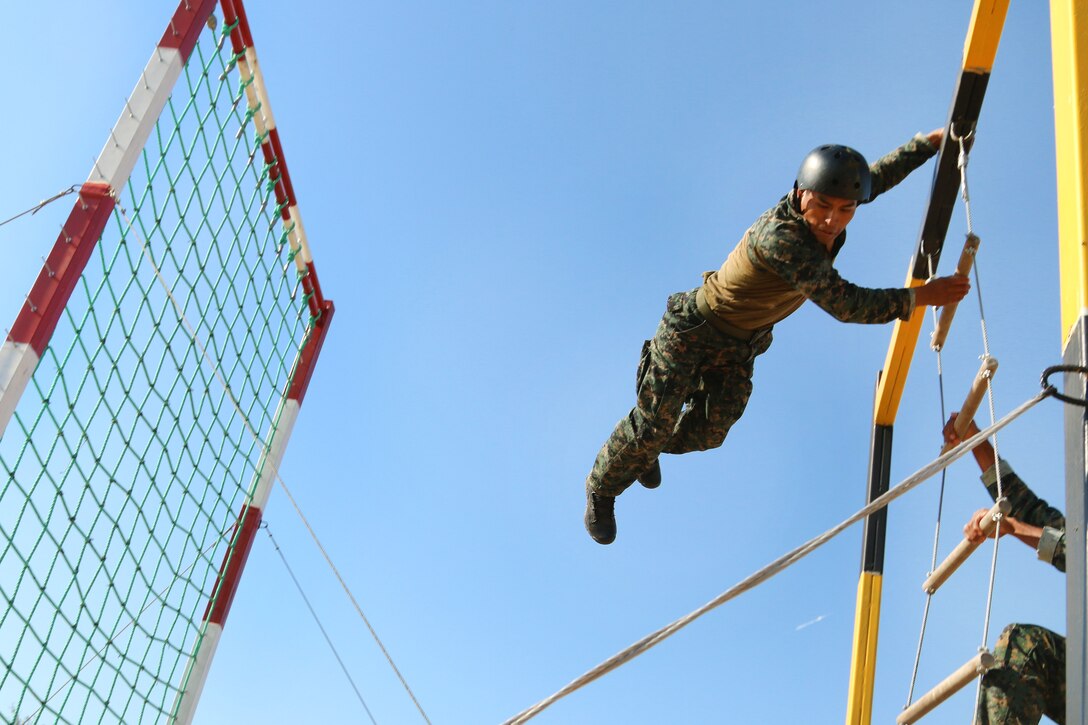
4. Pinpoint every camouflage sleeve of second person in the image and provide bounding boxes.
[982,458,1066,573]
[864,133,939,202]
